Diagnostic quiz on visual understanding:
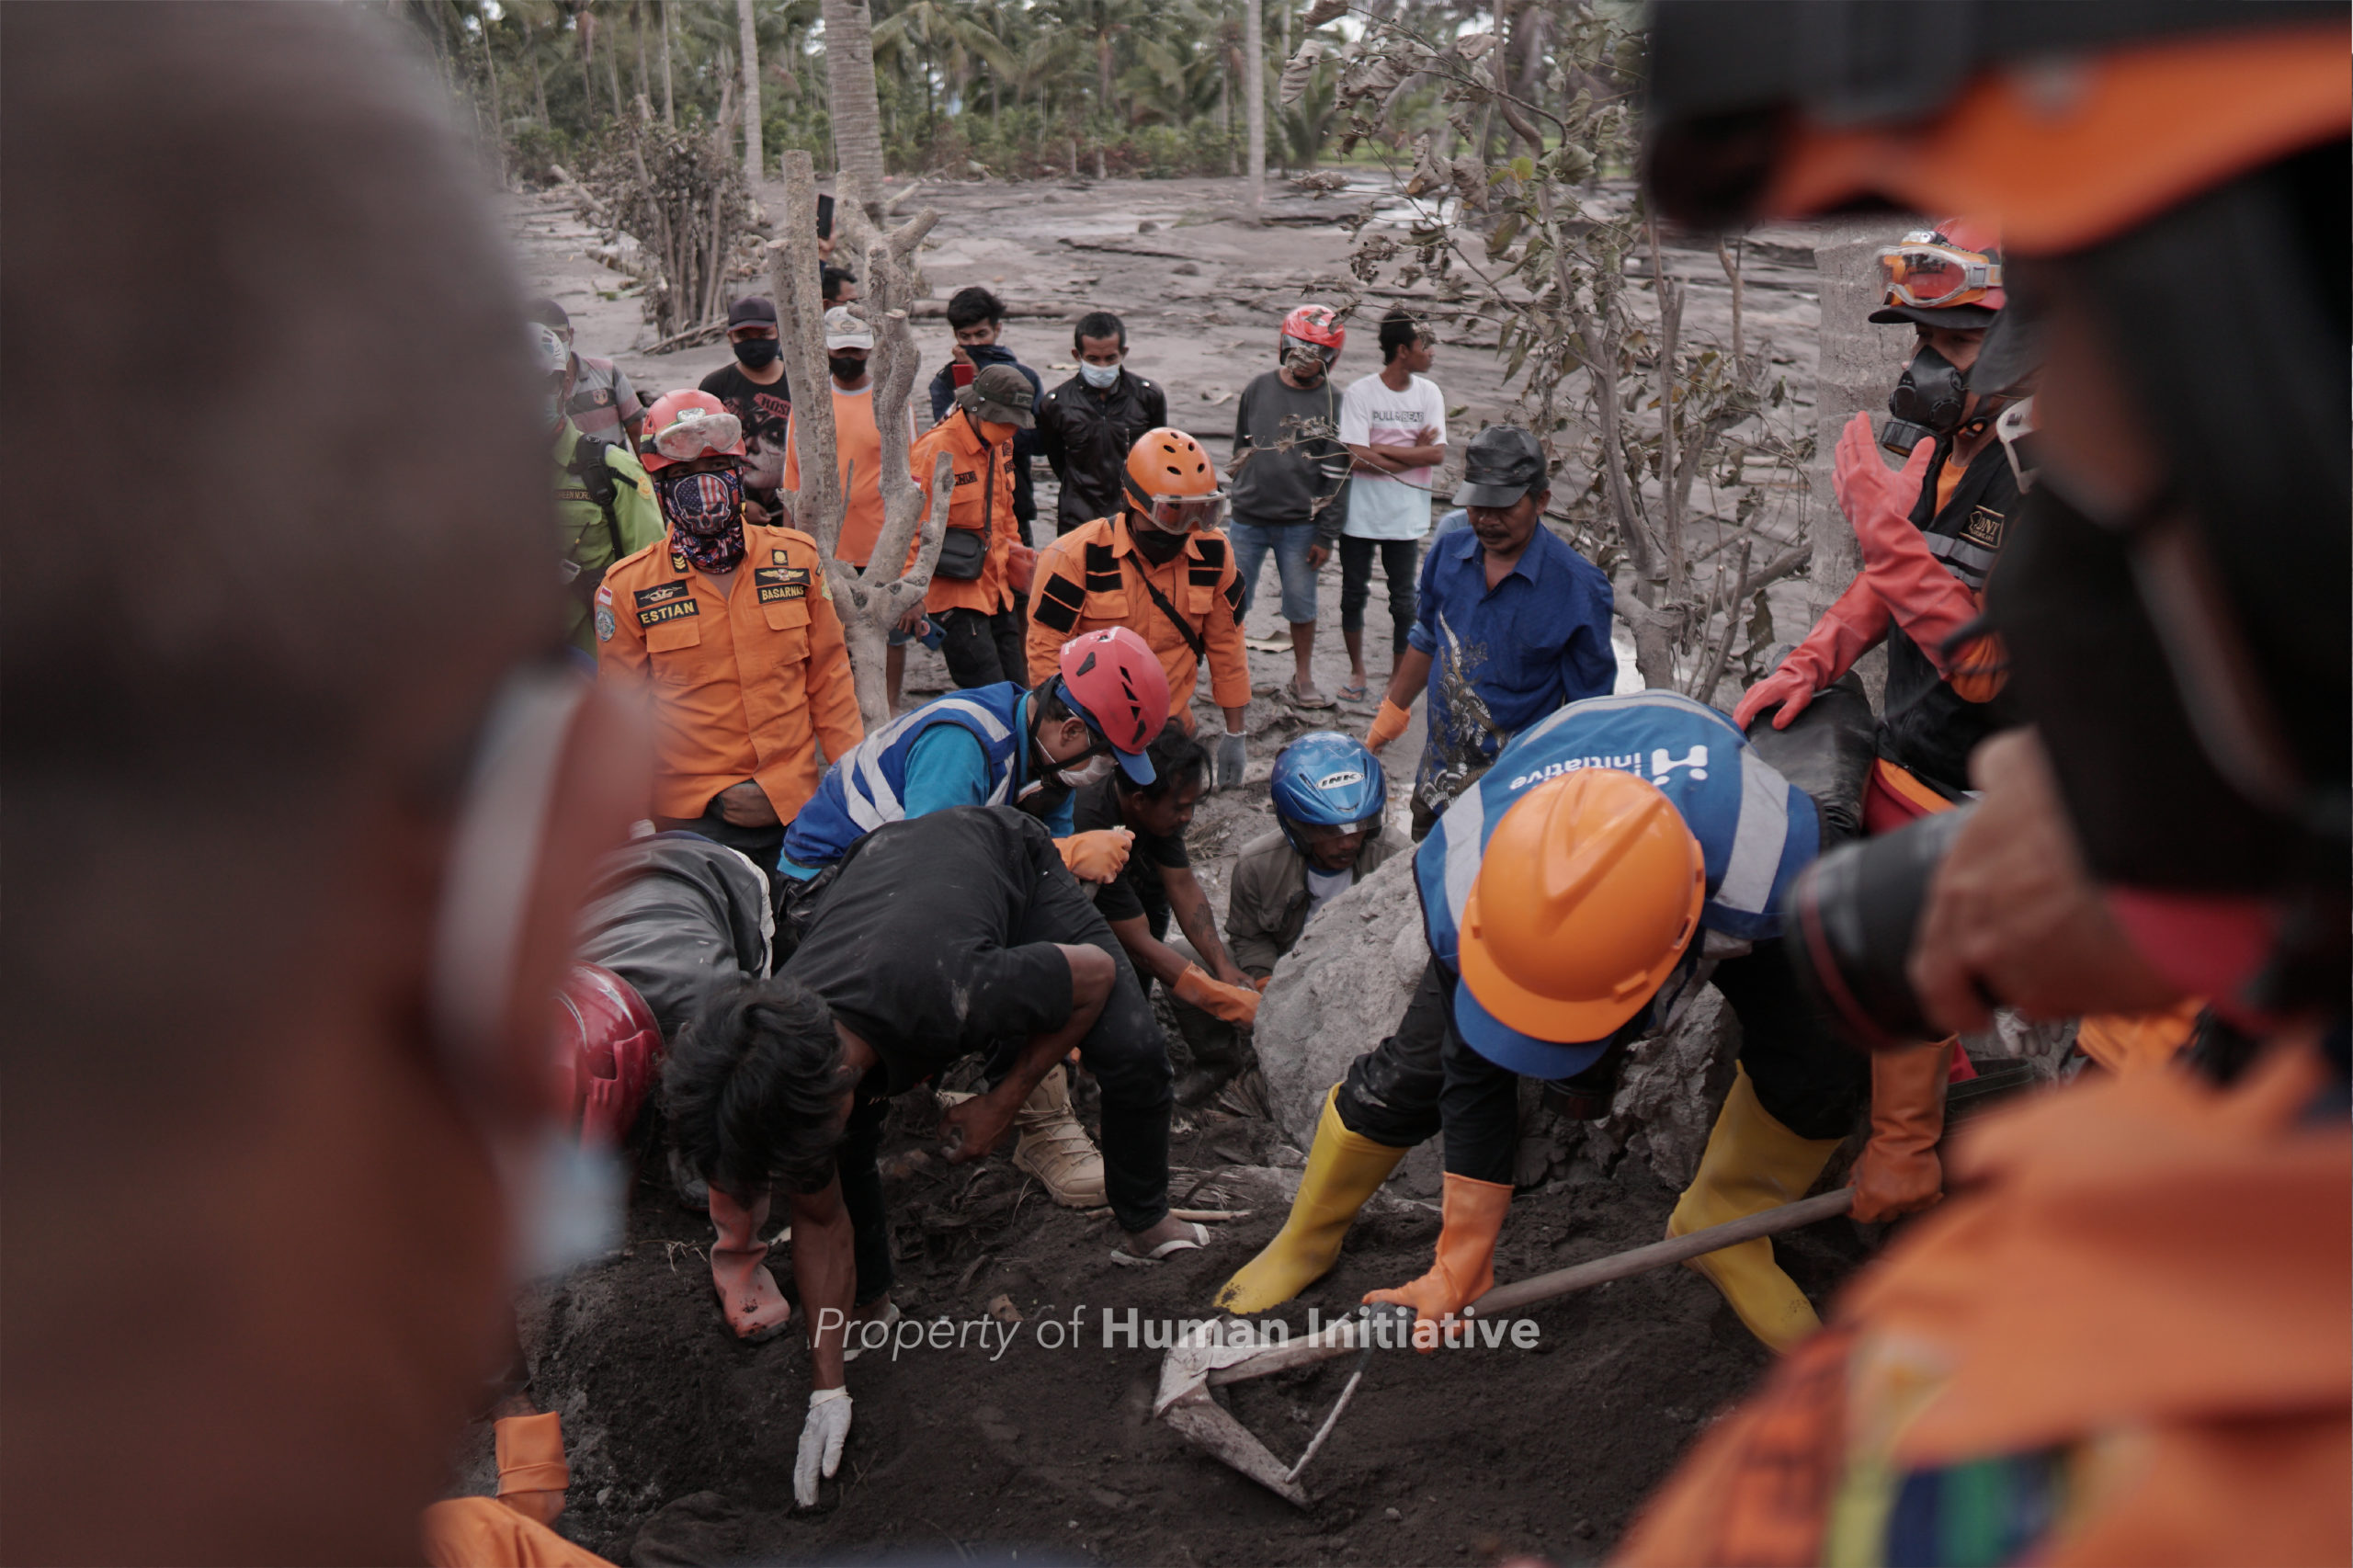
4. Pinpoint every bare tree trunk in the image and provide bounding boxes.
[606,17,625,118]
[632,1,650,111]
[480,21,509,187]
[661,0,676,125]
[737,0,765,182]
[525,17,551,126]
[773,149,950,727]
[822,0,889,222]
[578,8,597,108]
[1809,215,1910,701]
[1244,0,1264,217]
